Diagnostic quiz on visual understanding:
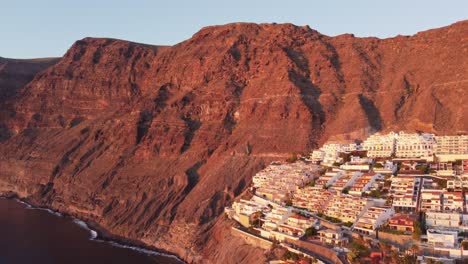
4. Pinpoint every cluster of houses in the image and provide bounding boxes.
[253,162,313,204]
[225,132,468,262]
